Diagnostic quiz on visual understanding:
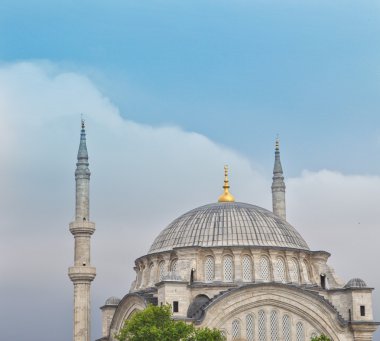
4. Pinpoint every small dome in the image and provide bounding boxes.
[344,278,367,288]
[105,296,121,306]
[149,202,309,254]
